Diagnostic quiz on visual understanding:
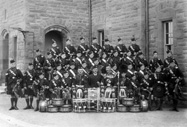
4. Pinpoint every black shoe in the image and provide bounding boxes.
[170,108,179,112]
[24,106,30,110]
[9,107,15,110]
[30,106,34,109]
[156,107,162,111]
[14,107,19,110]
[35,108,39,111]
